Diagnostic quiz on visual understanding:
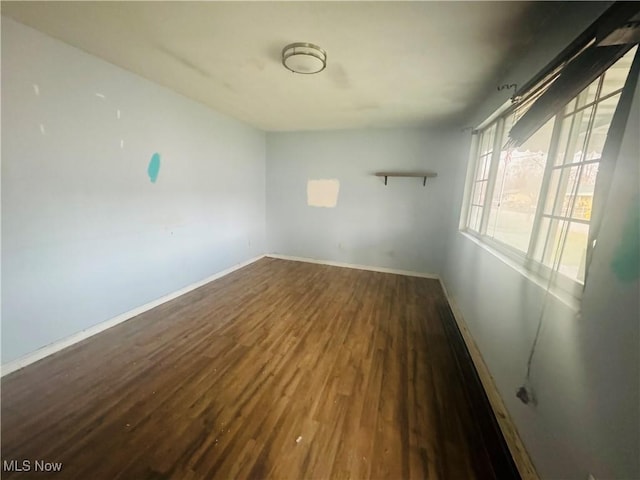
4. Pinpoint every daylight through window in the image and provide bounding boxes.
[463,47,637,290]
